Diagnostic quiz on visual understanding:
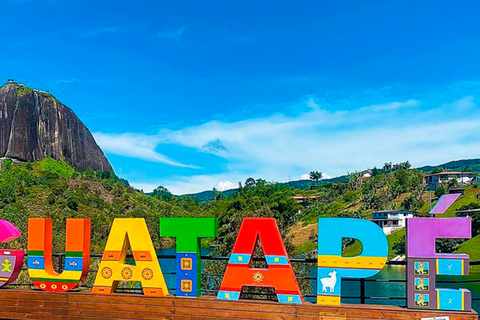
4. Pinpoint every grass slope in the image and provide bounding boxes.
[418,158,480,173]
[342,228,406,260]
[455,234,480,261]
[387,229,405,259]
